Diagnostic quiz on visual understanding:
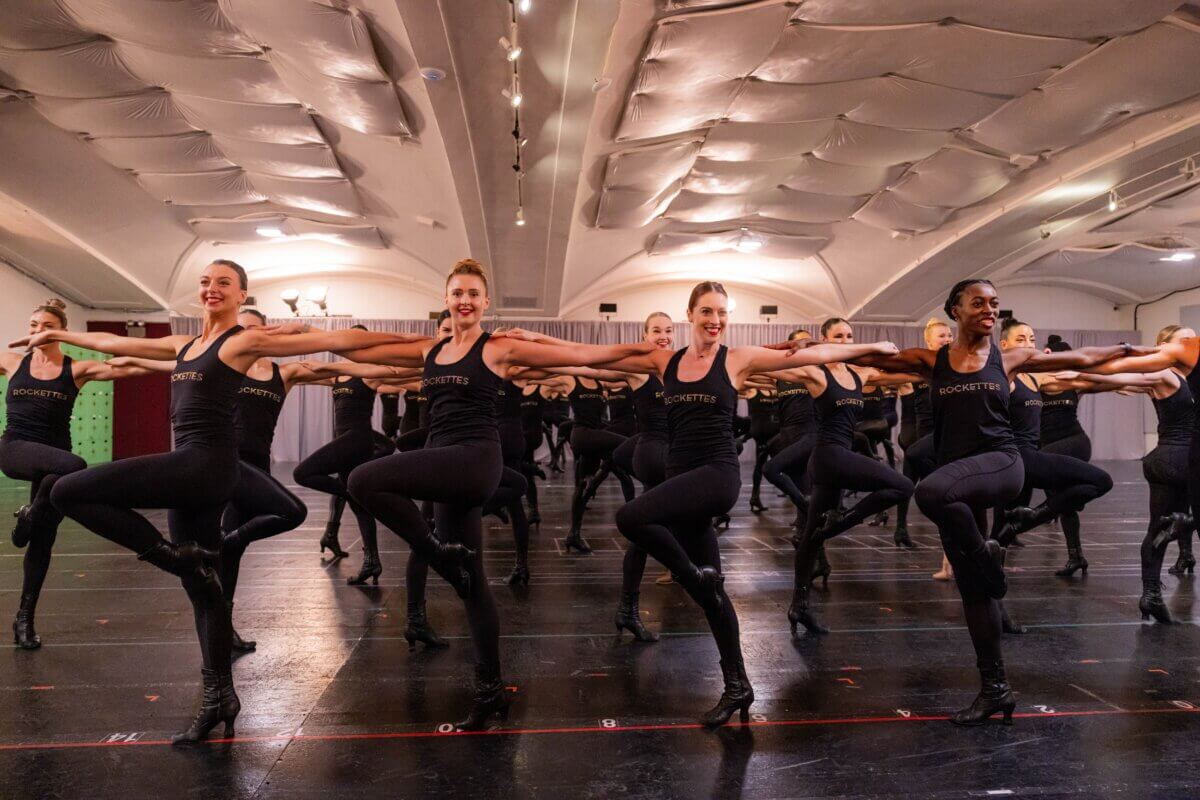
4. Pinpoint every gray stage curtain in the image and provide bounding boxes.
[170,318,1143,462]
